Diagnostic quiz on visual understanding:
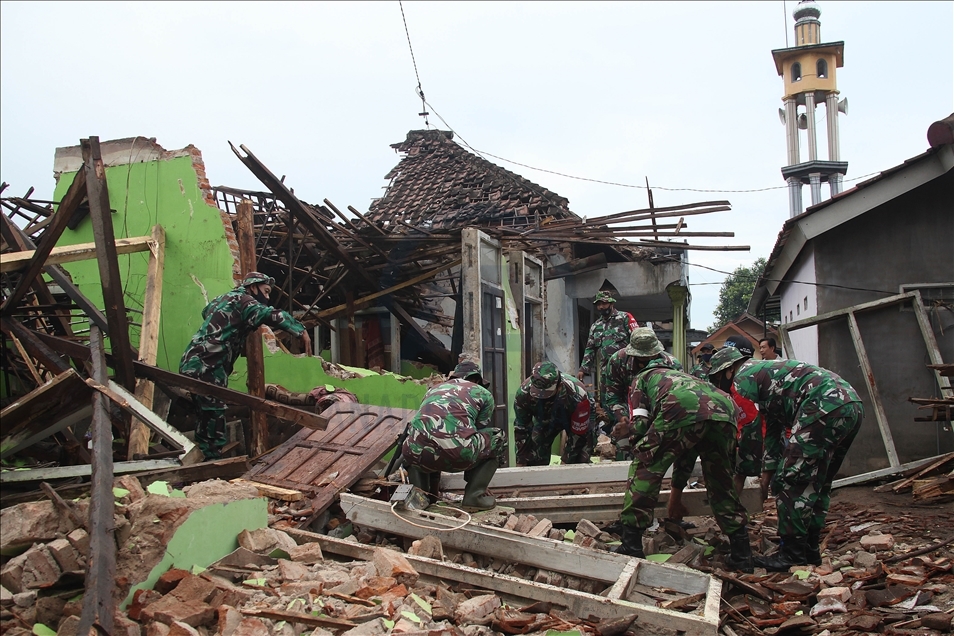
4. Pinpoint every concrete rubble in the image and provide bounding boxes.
[0,474,950,636]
